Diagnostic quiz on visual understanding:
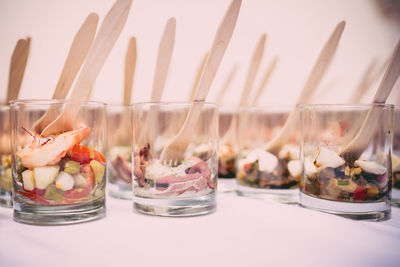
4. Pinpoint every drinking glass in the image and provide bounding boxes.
[107,105,132,199]
[218,106,237,192]
[10,100,107,225]
[131,102,217,216]
[299,104,393,220]
[236,106,299,203]
[392,106,400,206]
[0,105,12,207]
